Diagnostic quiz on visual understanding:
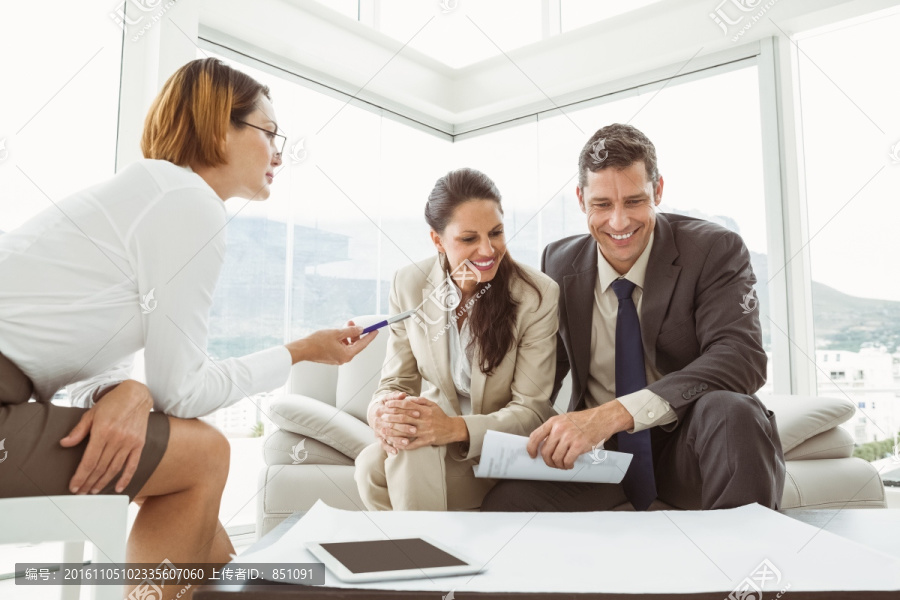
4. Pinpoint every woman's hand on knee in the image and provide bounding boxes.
[60,380,153,494]
[400,398,463,450]
[376,399,419,435]
[374,396,422,446]
[370,393,423,454]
